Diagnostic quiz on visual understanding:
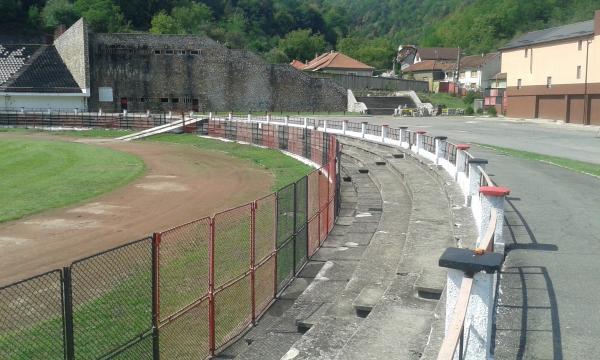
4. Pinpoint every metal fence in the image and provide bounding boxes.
[0,110,171,130]
[422,134,435,153]
[0,119,339,360]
